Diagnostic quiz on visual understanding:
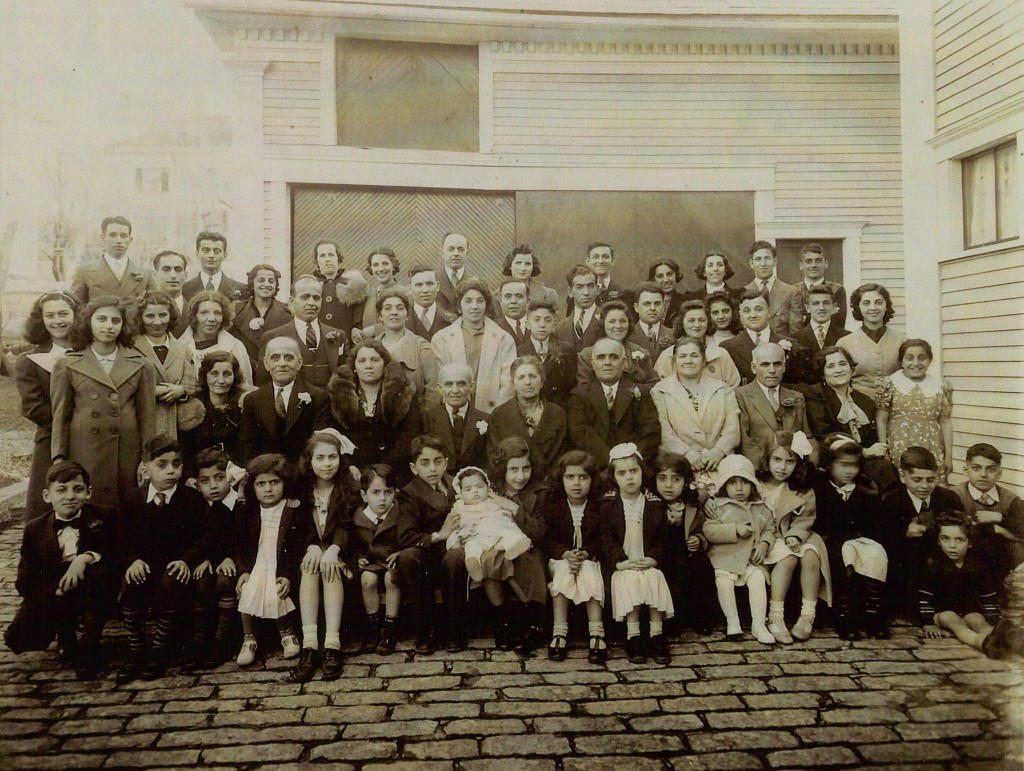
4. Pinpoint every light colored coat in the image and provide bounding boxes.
[431,318,516,413]
[51,346,156,512]
[650,372,740,457]
[178,327,254,387]
[379,328,440,411]
[134,335,200,439]
[703,497,776,576]
[70,257,158,306]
